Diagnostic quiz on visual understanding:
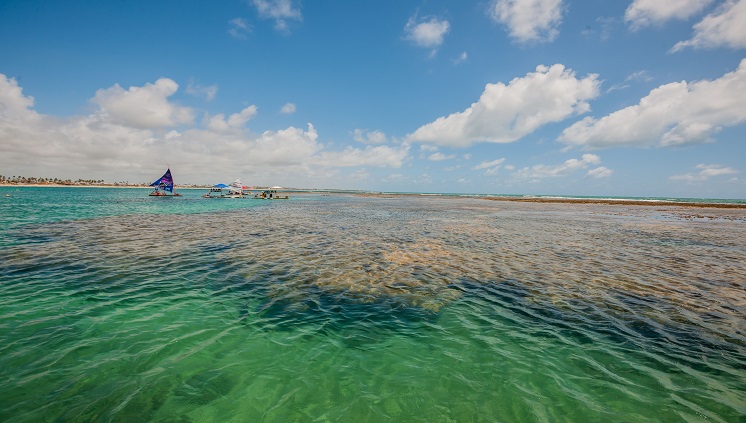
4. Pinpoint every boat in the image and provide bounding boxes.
[148,168,182,196]
[203,183,230,198]
[203,179,251,198]
[227,179,244,198]
[254,189,289,200]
